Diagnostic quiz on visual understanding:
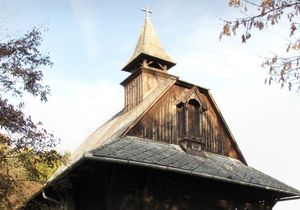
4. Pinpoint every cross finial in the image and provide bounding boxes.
[141,6,152,20]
